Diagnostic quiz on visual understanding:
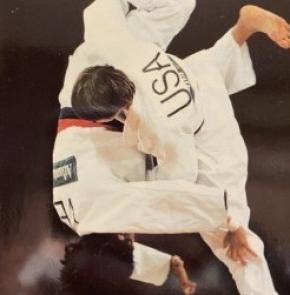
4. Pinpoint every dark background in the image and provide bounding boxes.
[0,0,290,294]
